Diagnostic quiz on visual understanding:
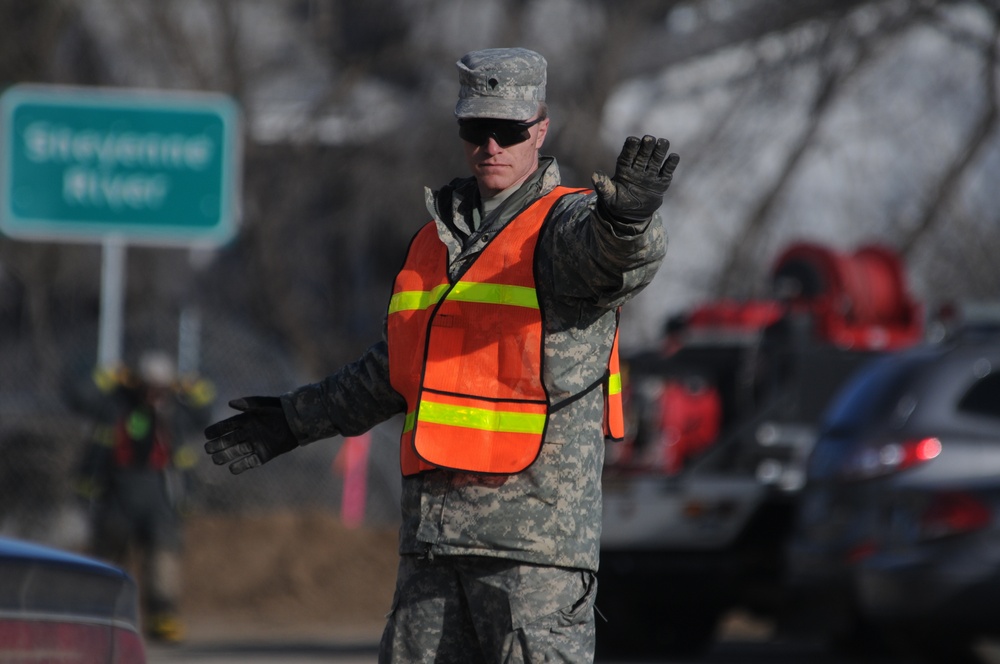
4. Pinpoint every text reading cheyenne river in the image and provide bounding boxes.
[22,121,215,210]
